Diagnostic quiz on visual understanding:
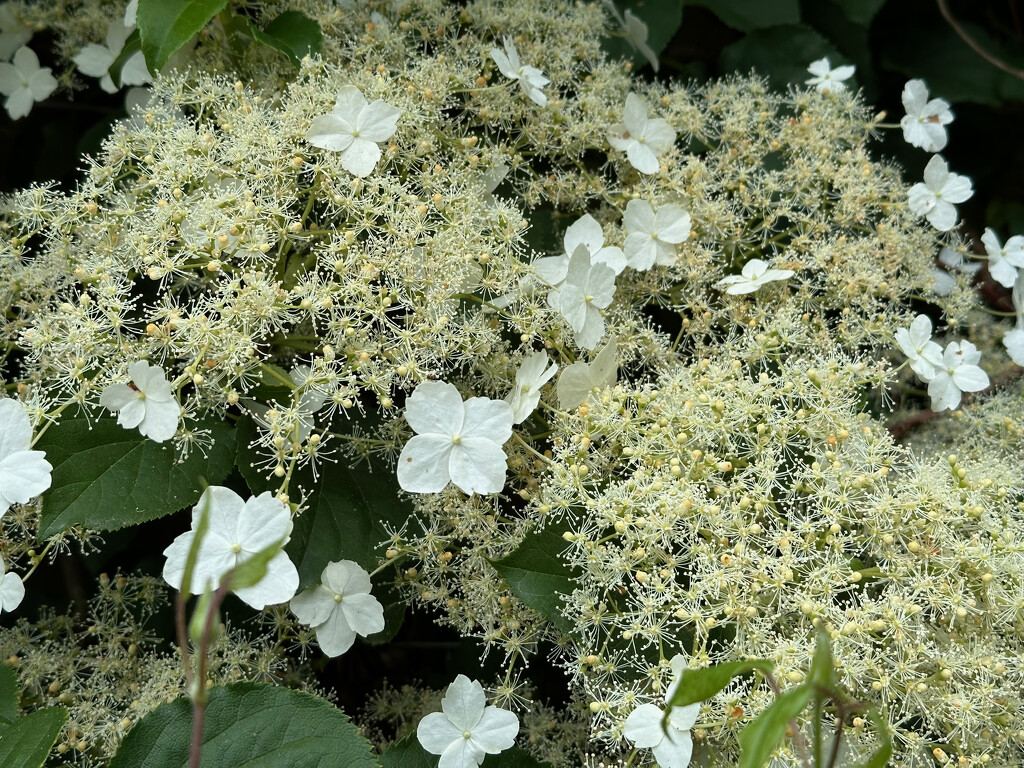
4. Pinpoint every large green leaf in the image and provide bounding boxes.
[247,11,323,67]
[687,0,799,32]
[109,683,378,768]
[37,417,236,538]
[738,683,812,768]
[0,707,67,768]
[137,0,228,71]
[236,416,410,589]
[0,666,17,725]
[488,527,578,634]
[666,659,774,710]
[719,24,843,91]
